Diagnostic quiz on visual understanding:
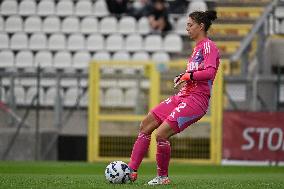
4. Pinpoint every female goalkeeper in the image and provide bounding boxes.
[128,10,220,185]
